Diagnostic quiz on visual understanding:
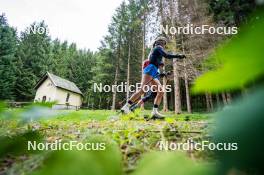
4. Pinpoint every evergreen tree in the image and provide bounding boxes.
[209,0,256,26]
[91,48,116,109]
[51,39,69,77]
[14,57,36,101]
[68,49,95,104]
[15,21,54,100]
[0,14,18,100]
